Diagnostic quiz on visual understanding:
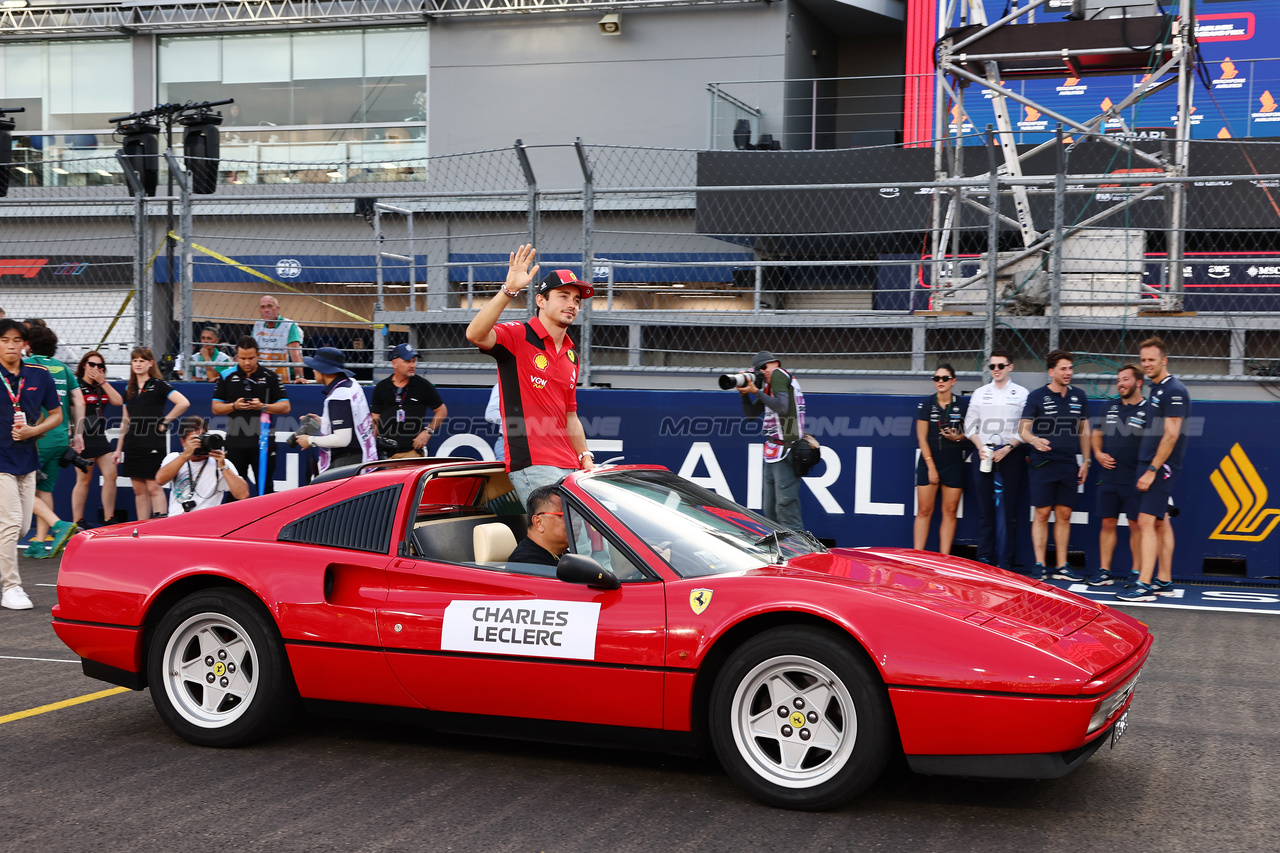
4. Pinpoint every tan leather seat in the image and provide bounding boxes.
[473,523,517,564]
